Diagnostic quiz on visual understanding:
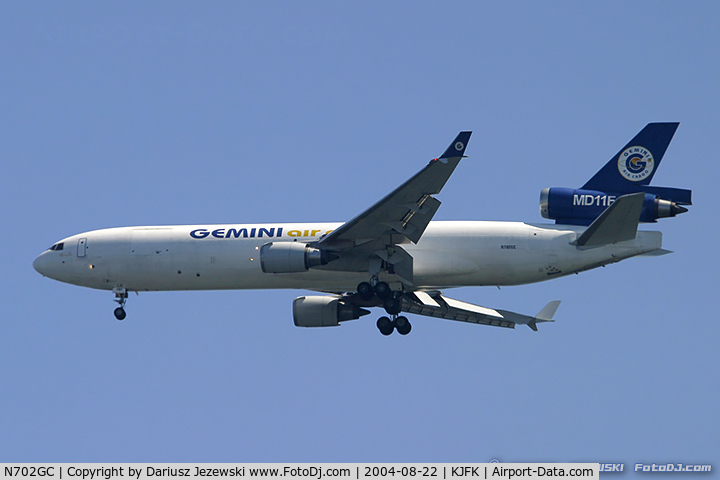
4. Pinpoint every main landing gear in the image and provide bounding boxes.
[376,315,412,336]
[113,287,128,321]
[357,281,412,336]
